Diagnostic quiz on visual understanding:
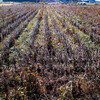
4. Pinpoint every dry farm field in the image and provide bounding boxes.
[0,4,100,100]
